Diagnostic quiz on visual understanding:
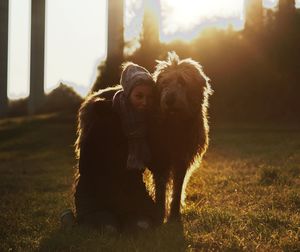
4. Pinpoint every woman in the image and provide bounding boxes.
[73,62,158,231]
